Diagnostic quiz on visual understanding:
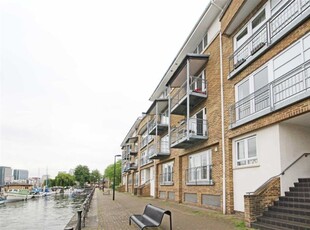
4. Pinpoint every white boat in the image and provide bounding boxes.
[5,189,33,202]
